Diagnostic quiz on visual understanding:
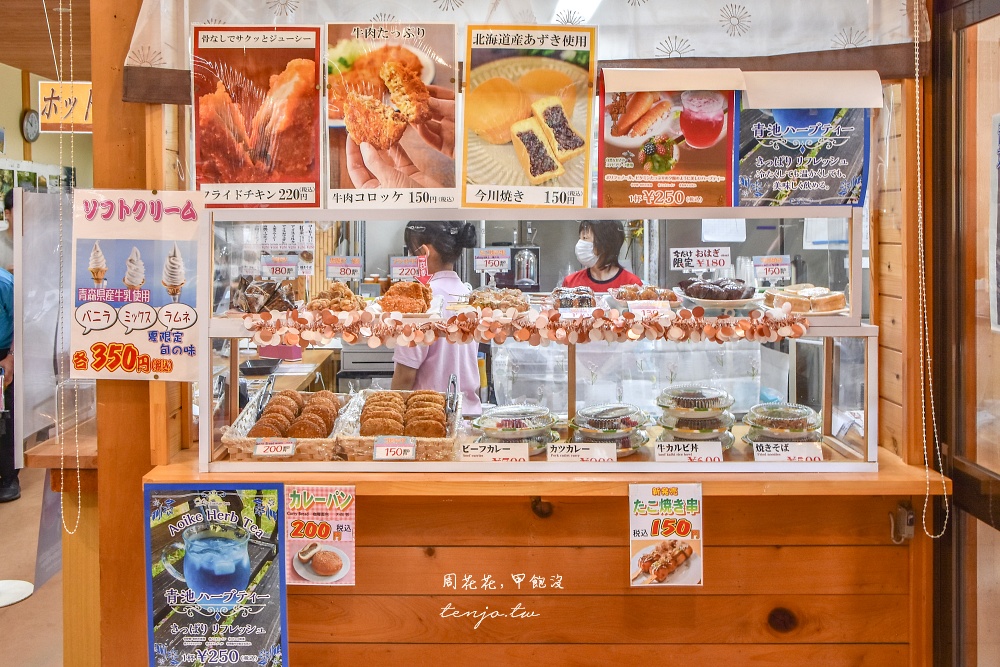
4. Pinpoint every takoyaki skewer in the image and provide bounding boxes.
[644,542,694,584]
[630,540,683,581]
